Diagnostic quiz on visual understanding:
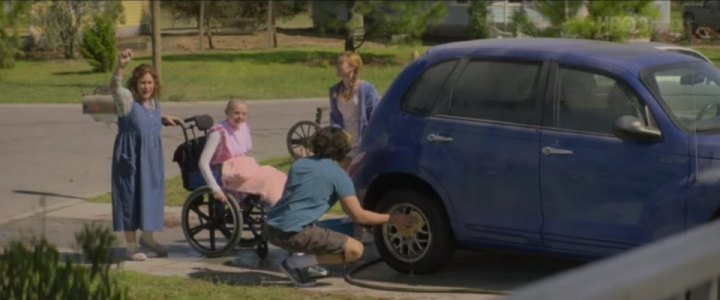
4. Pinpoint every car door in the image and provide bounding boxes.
[539,65,688,256]
[417,58,548,247]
